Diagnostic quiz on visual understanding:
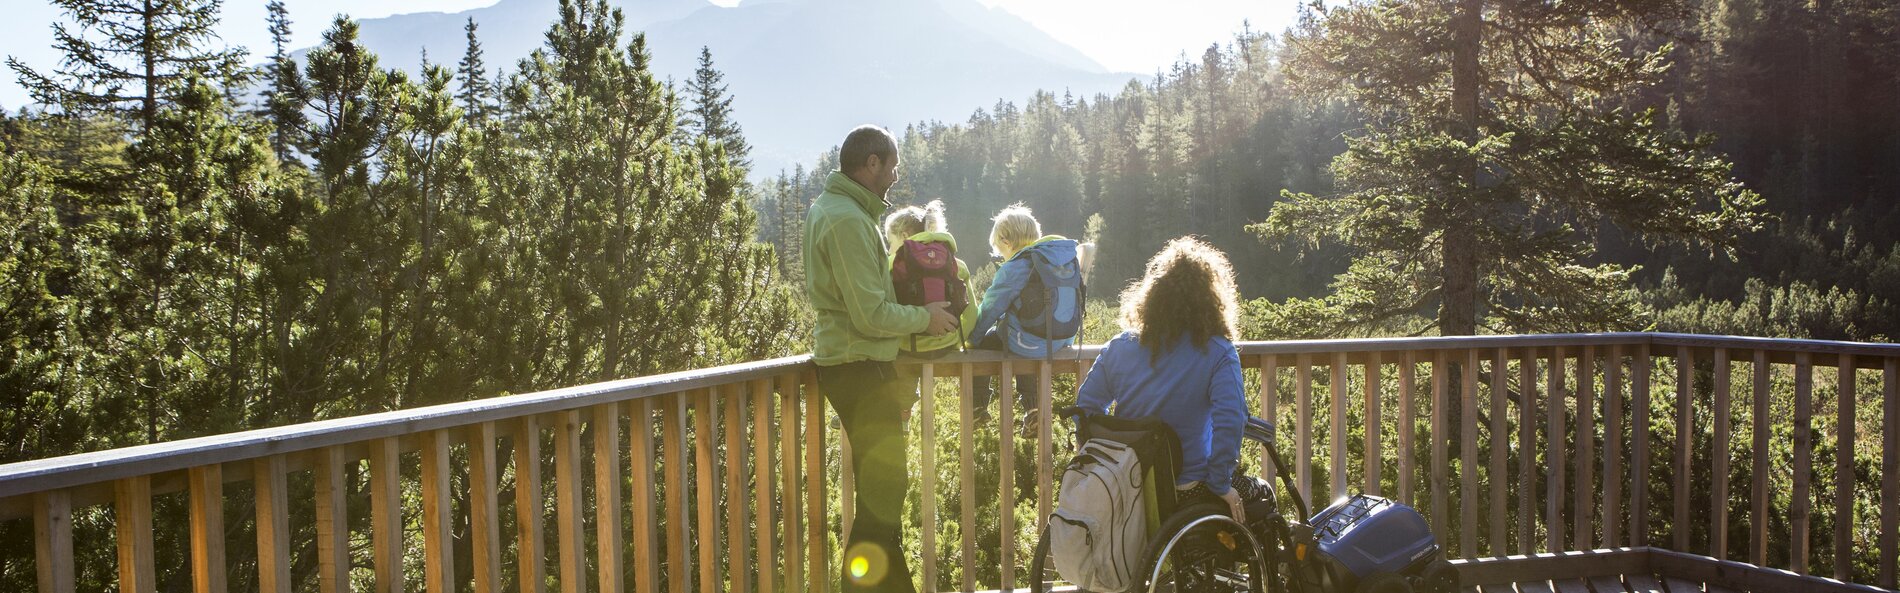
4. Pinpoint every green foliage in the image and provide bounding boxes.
[7,0,249,131]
